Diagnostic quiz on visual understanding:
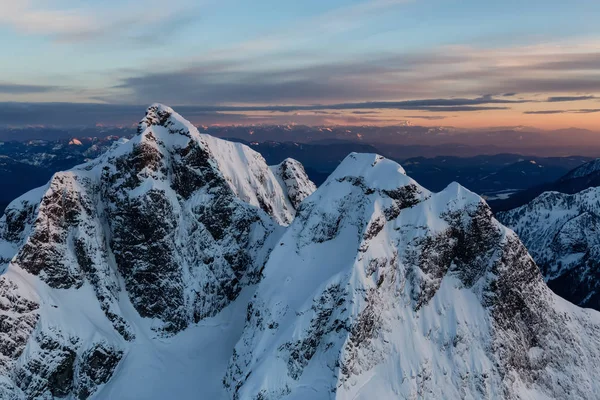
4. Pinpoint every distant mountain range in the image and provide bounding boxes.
[489,158,600,211]
[3,124,600,157]
[496,157,600,311]
[203,125,600,154]
[0,137,127,213]
[0,133,594,216]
